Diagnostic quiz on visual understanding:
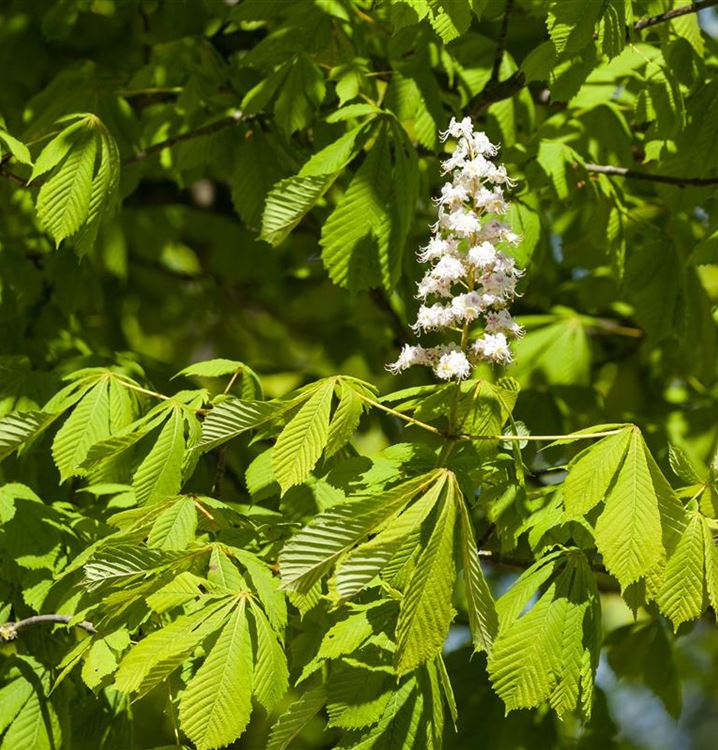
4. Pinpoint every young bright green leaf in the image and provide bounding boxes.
[198,398,278,452]
[0,411,50,462]
[52,379,111,481]
[335,473,446,598]
[273,378,335,493]
[133,408,185,505]
[146,496,197,550]
[179,601,254,750]
[594,429,665,589]
[488,551,600,719]
[280,471,442,593]
[658,513,707,629]
[266,687,327,750]
[250,602,288,714]
[563,428,631,518]
[114,599,235,697]
[395,491,457,674]
[457,499,498,653]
